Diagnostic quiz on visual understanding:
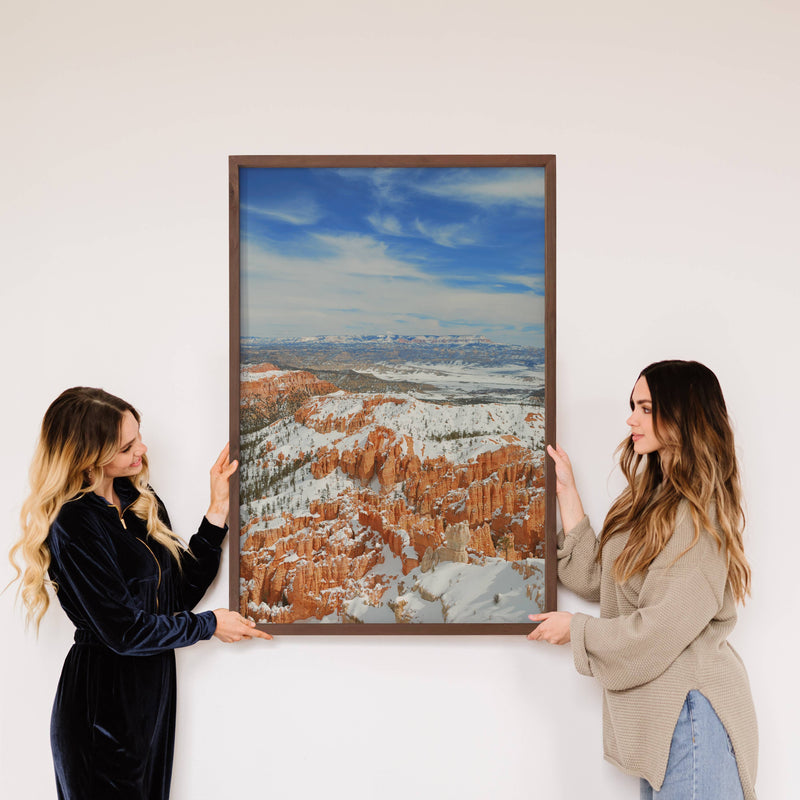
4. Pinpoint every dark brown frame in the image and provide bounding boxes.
[229,155,556,634]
